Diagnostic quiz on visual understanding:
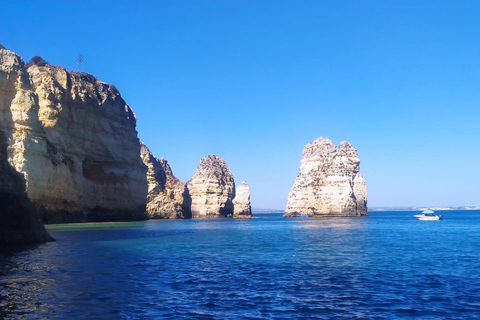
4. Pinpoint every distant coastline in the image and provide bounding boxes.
[251,208,284,213]
[369,206,480,212]
[253,206,480,213]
